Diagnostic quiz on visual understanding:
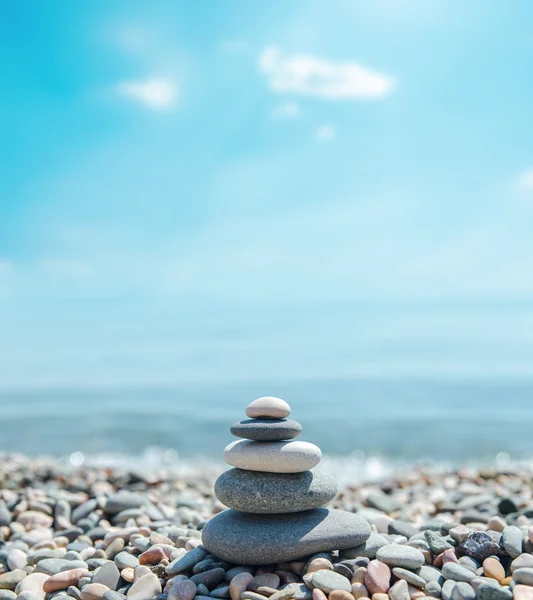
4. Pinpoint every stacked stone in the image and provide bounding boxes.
[202,396,371,565]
